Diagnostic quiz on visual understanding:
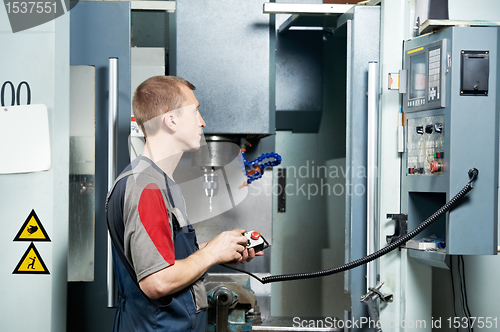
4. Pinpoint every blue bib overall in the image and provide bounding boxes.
[108,169,208,332]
